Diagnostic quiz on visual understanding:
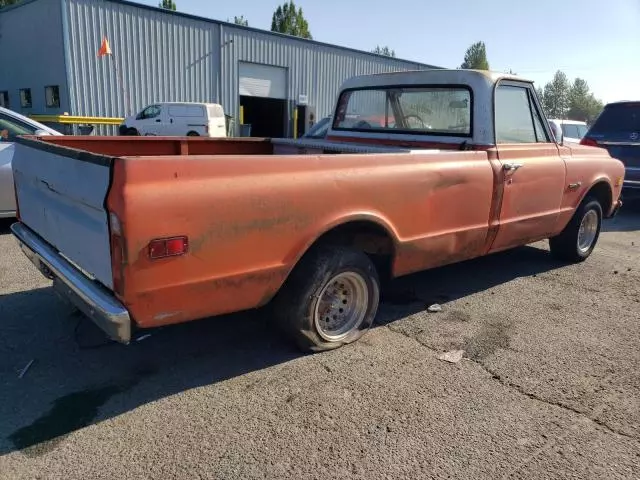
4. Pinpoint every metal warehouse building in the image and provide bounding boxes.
[0,0,439,136]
